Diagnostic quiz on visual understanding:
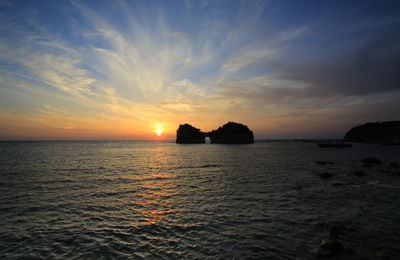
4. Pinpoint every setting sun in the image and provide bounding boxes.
[155,124,162,137]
